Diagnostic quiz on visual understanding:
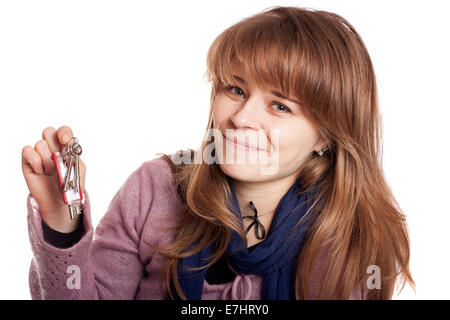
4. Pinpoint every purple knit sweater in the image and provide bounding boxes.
[27,155,364,300]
